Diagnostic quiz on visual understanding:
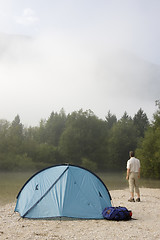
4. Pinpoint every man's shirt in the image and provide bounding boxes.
[127,157,140,172]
